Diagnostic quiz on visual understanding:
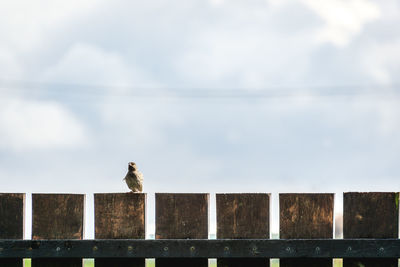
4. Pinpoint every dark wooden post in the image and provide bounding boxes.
[343,192,399,267]
[155,193,209,267]
[94,193,146,267]
[280,193,334,267]
[216,193,270,267]
[32,194,84,267]
[0,193,25,267]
